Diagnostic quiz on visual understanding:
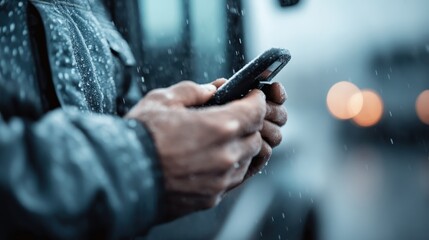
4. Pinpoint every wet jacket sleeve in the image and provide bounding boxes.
[0,108,162,239]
